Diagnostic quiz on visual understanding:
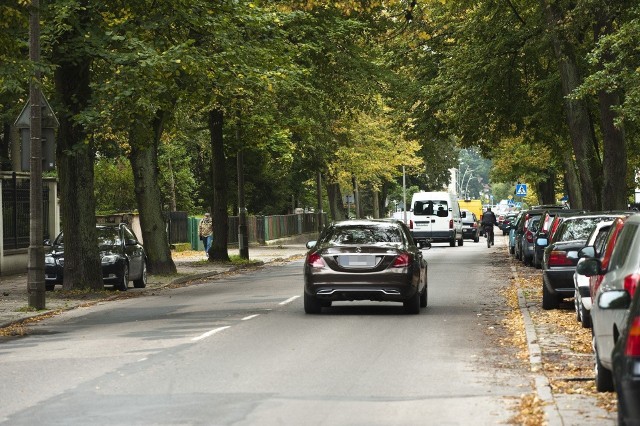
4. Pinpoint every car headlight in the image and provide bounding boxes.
[101,255,118,265]
[45,256,55,265]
